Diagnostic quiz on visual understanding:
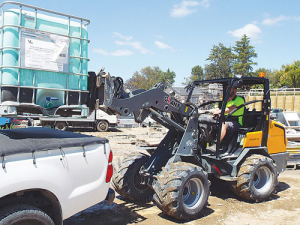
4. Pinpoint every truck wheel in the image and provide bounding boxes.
[97,121,109,132]
[112,152,154,201]
[230,154,278,202]
[55,122,67,131]
[153,162,210,220]
[0,204,55,225]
